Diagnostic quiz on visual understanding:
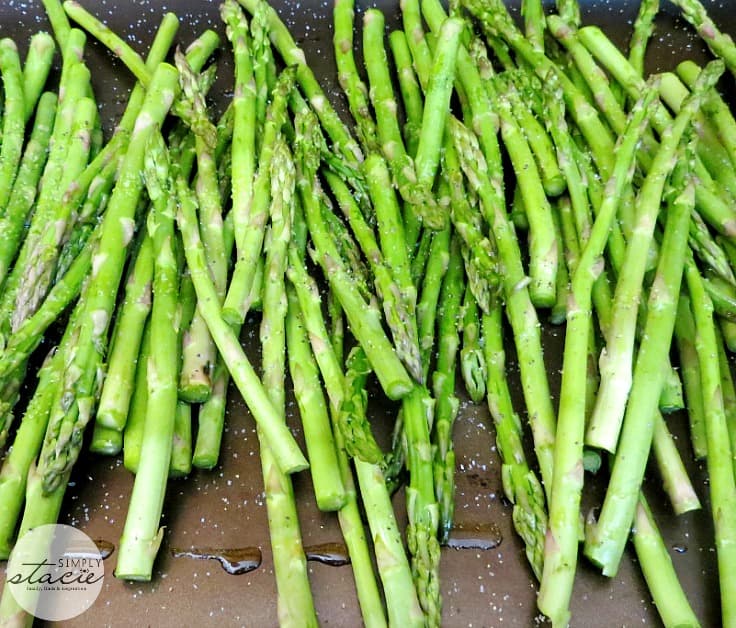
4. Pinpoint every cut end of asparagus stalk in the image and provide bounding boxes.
[114,526,165,581]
